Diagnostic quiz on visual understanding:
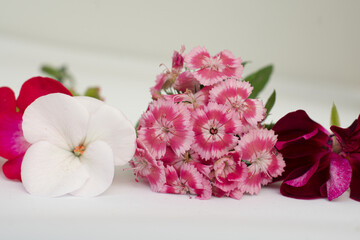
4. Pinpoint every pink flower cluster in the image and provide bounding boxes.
[131,46,285,199]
